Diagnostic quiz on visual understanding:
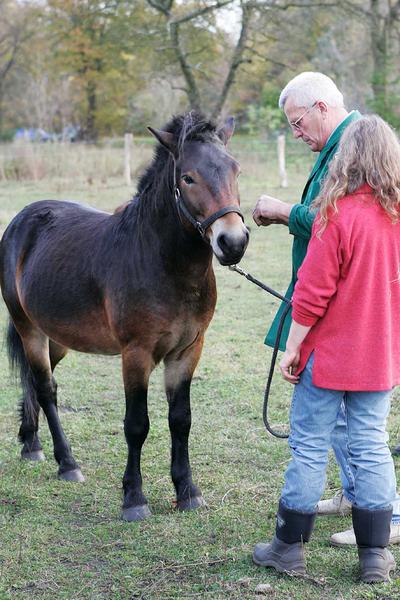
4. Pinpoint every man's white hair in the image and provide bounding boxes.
[279,72,344,109]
